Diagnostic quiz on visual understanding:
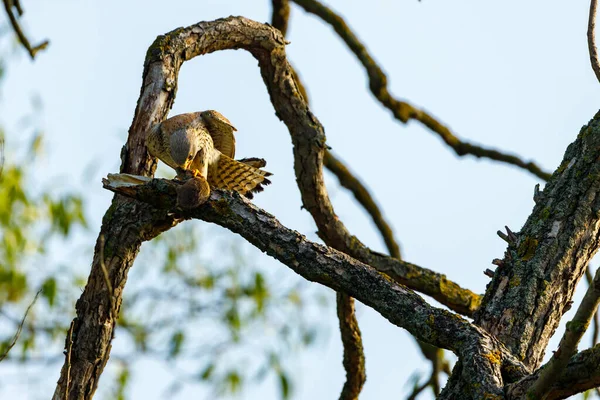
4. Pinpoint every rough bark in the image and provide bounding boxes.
[104,175,530,399]
[54,15,600,400]
[507,347,600,399]
[52,16,478,399]
[475,111,600,370]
